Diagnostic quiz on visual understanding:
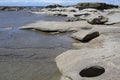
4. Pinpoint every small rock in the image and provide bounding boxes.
[71,30,99,42]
